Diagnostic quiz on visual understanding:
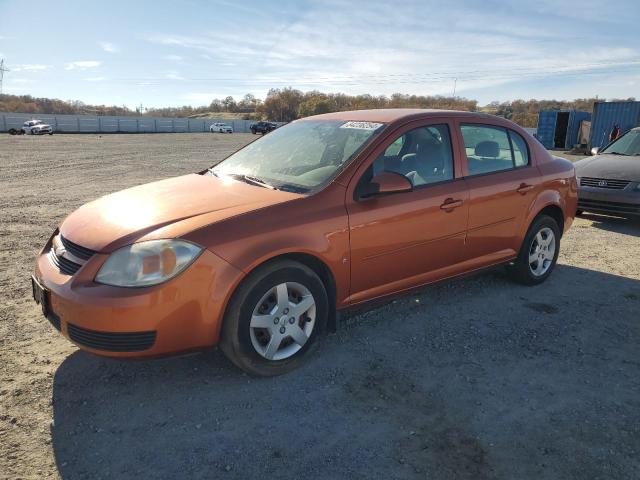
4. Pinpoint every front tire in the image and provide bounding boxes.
[507,214,560,285]
[220,260,328,377]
